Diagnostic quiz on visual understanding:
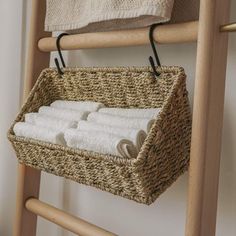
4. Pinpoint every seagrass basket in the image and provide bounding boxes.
[8,66,191,205]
